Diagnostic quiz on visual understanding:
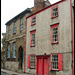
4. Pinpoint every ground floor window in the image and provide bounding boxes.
[51,53,63,71]
[28,54,35,68]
